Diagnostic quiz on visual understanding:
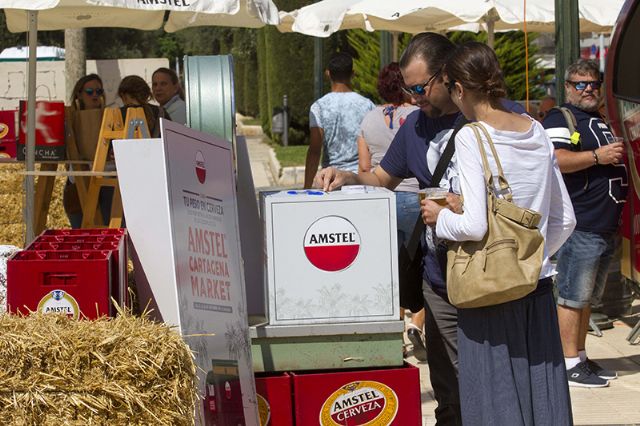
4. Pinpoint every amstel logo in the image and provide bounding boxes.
[319,380,398,426]
[195,150,206,184]
[303,216,361,272]
[257,393,271,426]
[37,290,80,320]
[0,122,8,139]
